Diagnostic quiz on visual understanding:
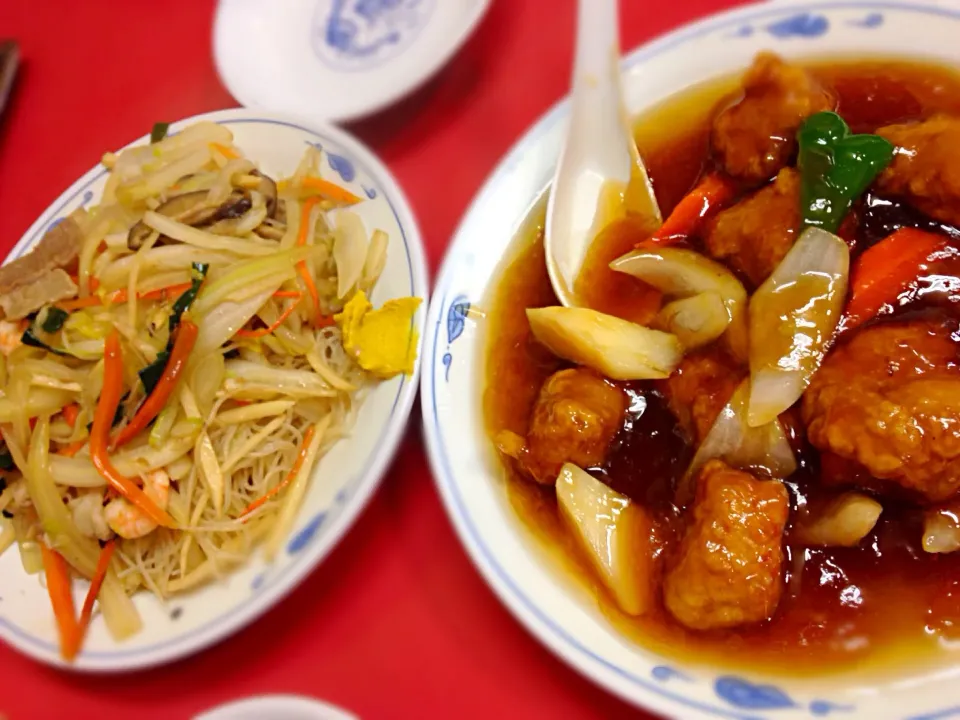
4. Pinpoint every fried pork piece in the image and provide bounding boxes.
[875,115,960,228]
[660,347,743,444]
[663,460,788,630]
[703,168,800,287]
[803,319,960,504]
[496,367,627,485]
[0,212,85,319]
[712,52,834,183]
